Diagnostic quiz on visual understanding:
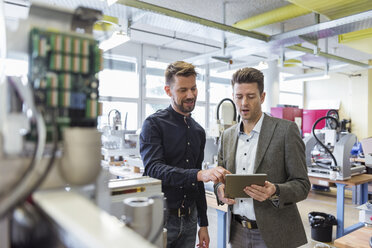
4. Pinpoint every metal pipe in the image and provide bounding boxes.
[288,45,370,69]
